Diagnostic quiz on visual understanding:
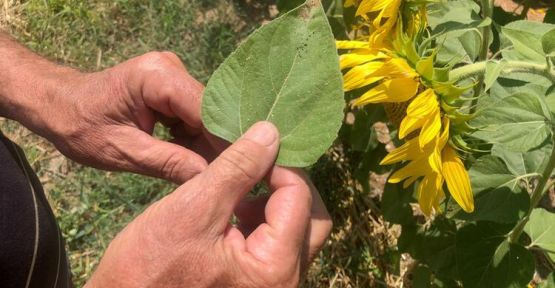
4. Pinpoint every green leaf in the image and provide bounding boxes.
[492,144,552,178]
[546,9,555,25]
[202,0,344,167]
[411,265,461,288]
[456,222,535,288]
[348,106,385,152]
[543,28,555,56]
[428,0,482,30]
[400,218,459,279]
[453,155,530,223]
[490,75,552,101]
[471,92,552,152]
[502,21,555,63]
[539,273,555,288]
[382,182,414,225]
[489,73,555,116]
[412,265,433,288]
[427,0,490,64]
[524,208,555,262]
